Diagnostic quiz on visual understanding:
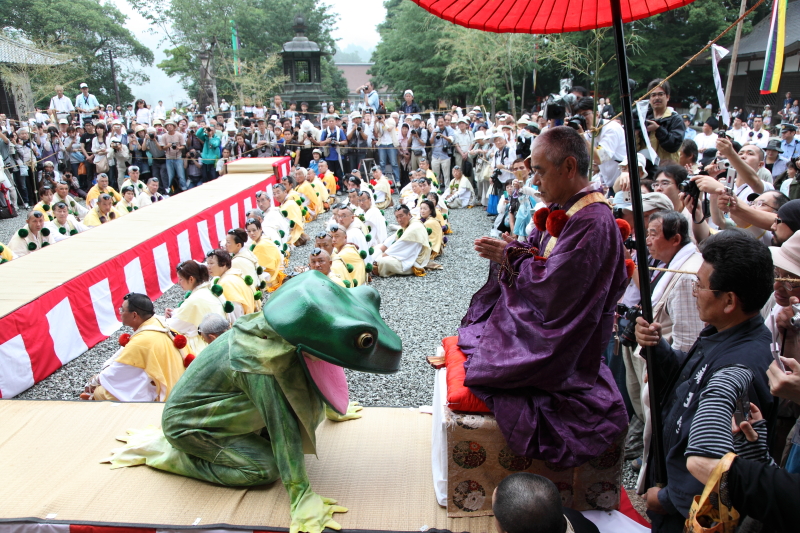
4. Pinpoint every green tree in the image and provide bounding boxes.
[129,0,348,103]
[0,0,154,106]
